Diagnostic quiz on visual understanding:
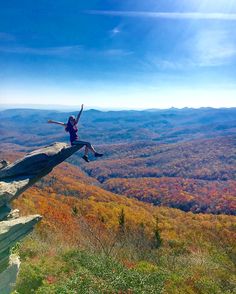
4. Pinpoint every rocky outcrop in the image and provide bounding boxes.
[0,215,42,272]
[0,160,9,171]
[0,254,20,294]
[0,142,84,206]
[0,142,84,293]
